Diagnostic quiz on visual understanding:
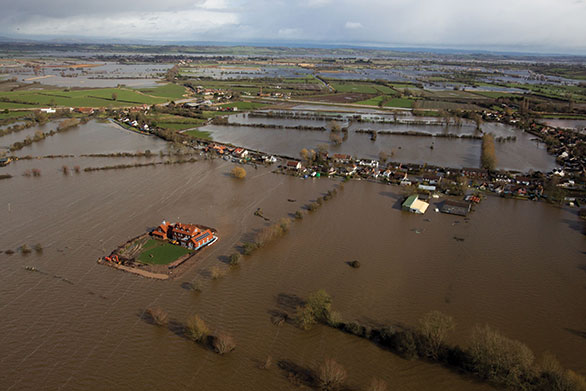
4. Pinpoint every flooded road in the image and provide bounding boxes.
[0,122,583,391]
